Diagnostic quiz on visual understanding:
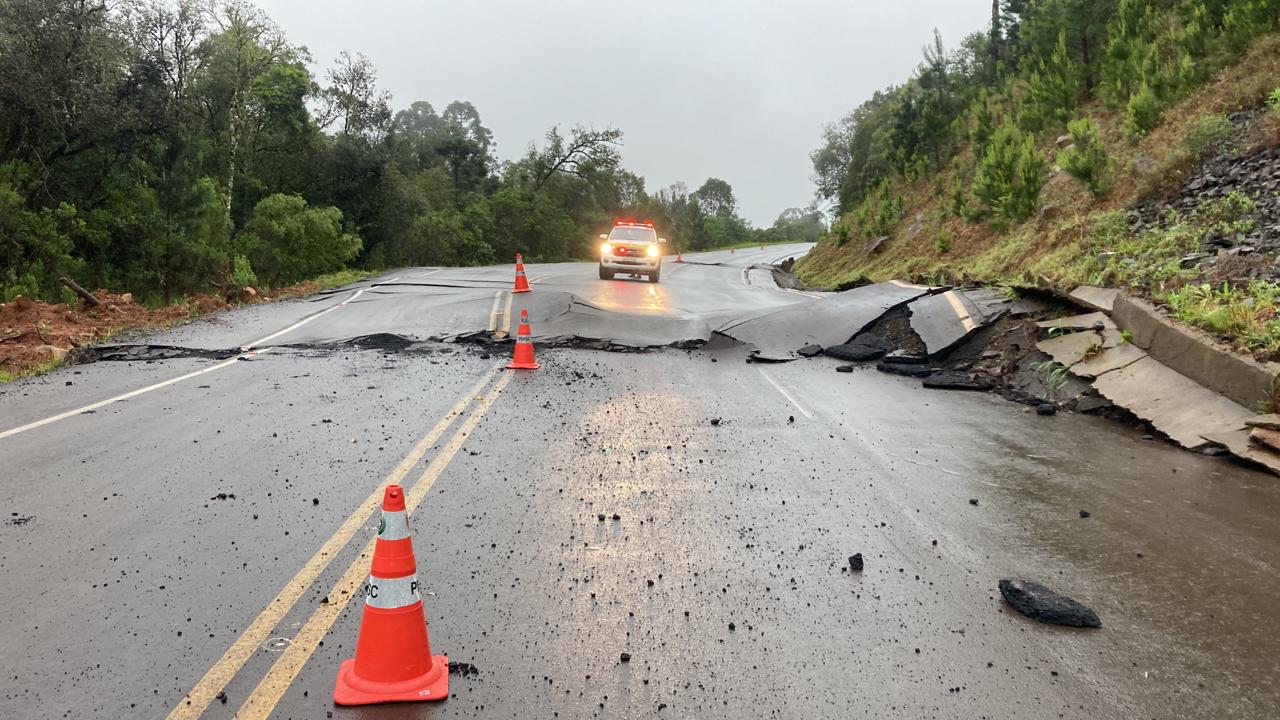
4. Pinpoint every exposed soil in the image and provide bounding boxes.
[1,278,348,379]
[0,292,201,377]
